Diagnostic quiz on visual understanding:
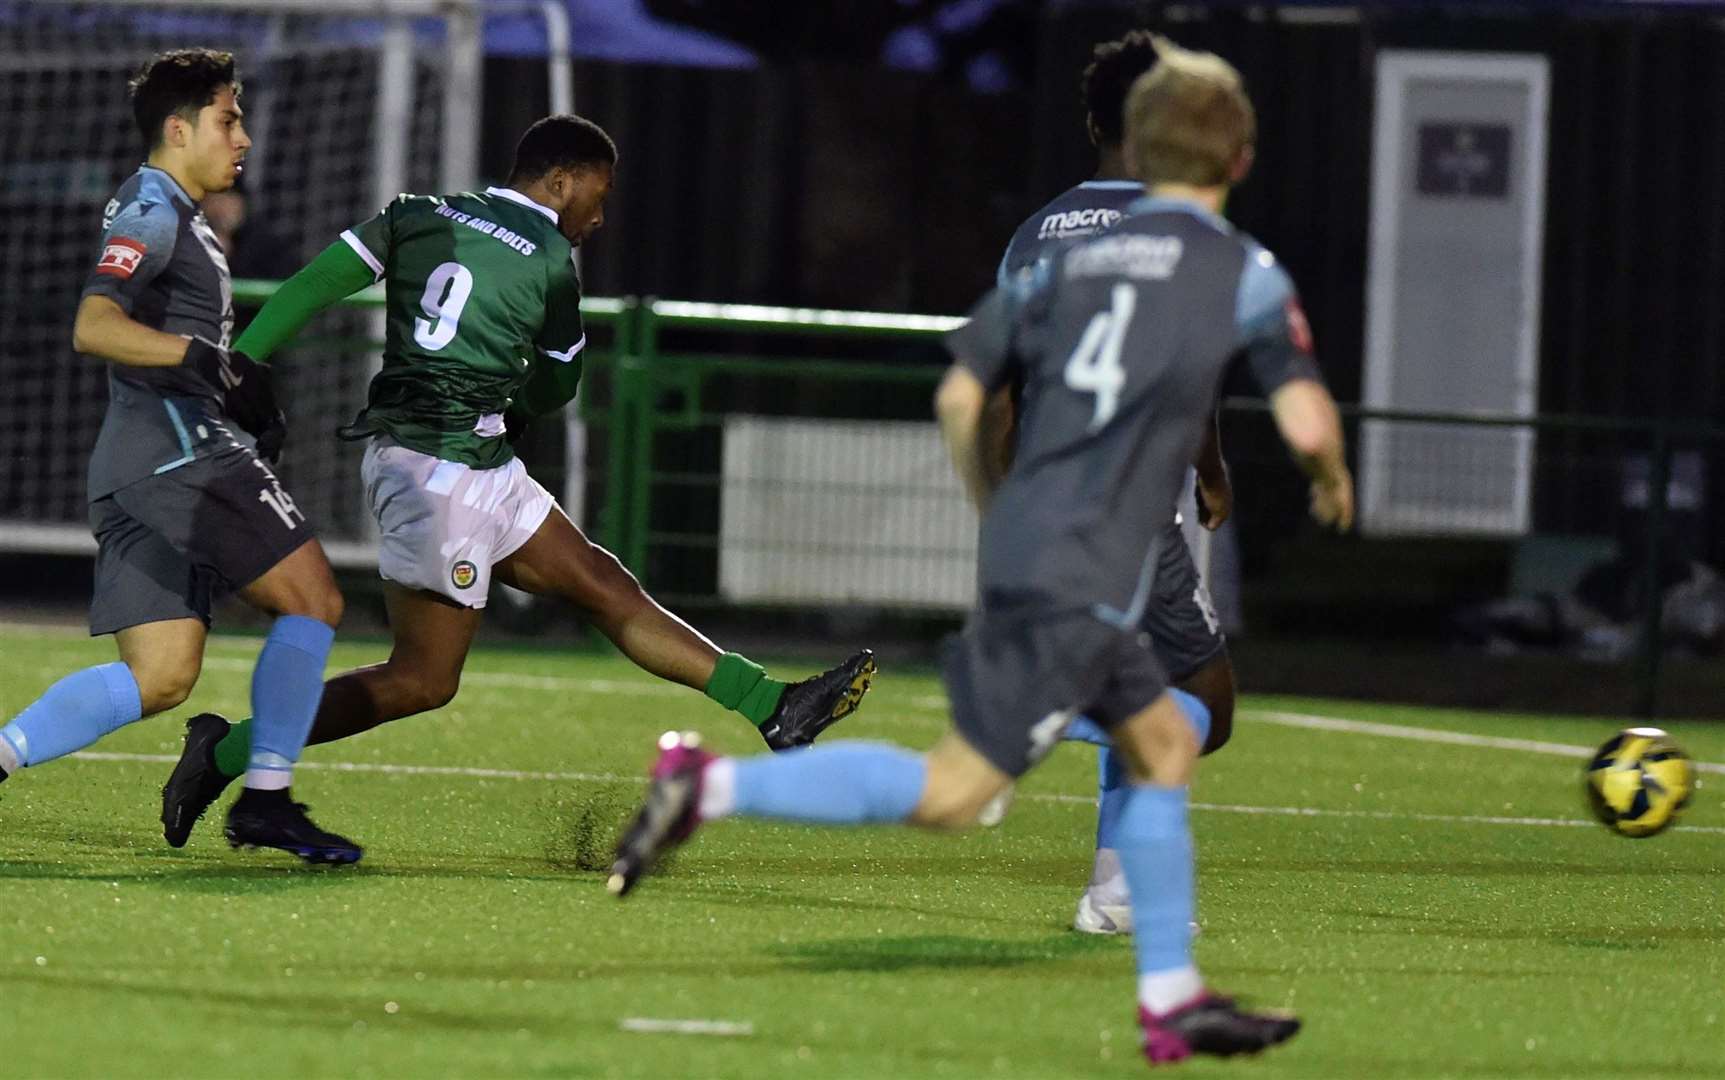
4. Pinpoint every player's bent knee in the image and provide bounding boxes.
[133,665,199,717]
[910,776,1007,831]
[312,589,345,629]
[280,587,343,628]
[390,668,459,717]
[418,676,459,713]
